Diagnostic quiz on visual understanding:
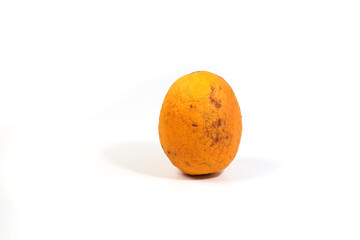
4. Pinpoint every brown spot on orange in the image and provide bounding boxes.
[209,86,222,108]
[211,99,222,108]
